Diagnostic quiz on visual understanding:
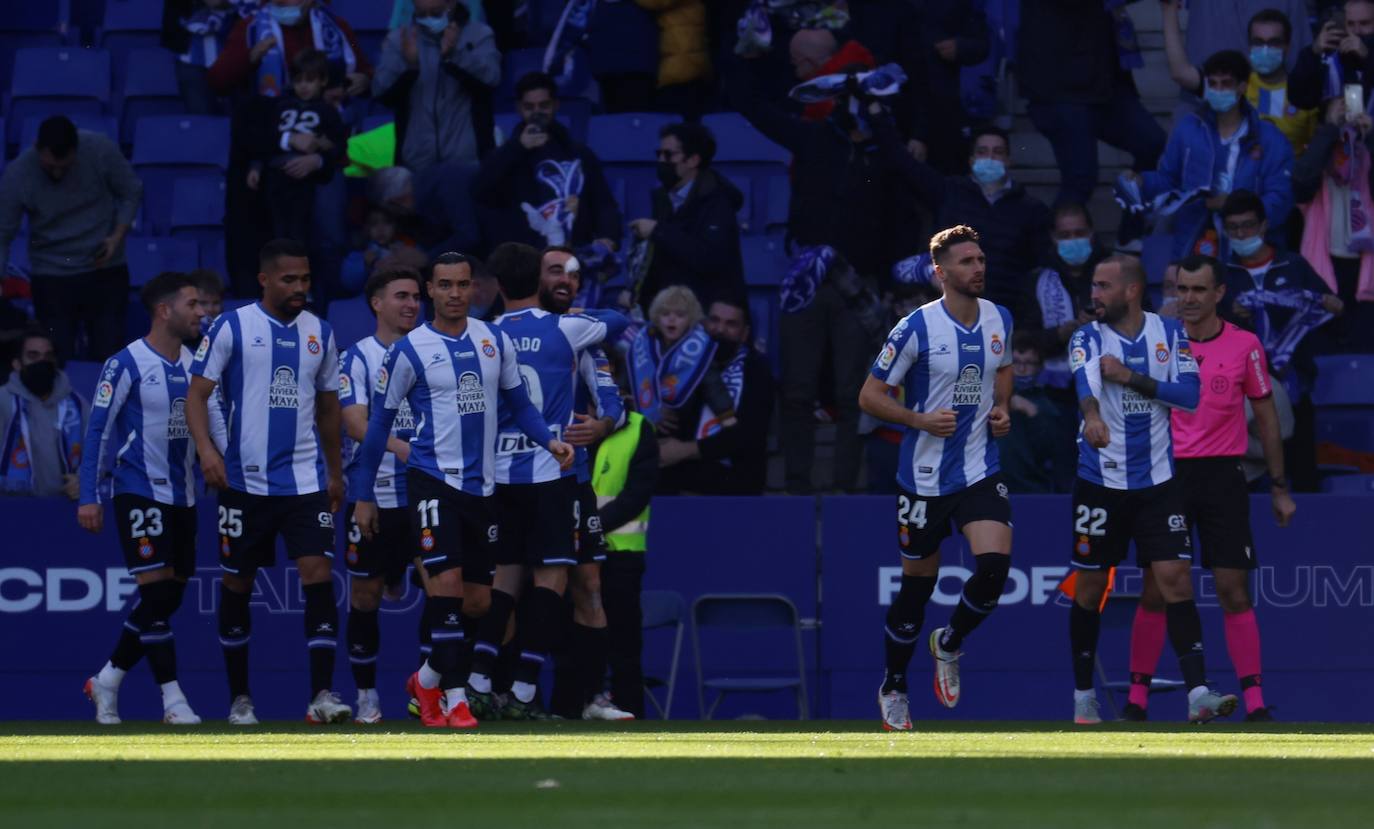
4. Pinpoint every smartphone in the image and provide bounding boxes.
[1346,84,1364,120]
